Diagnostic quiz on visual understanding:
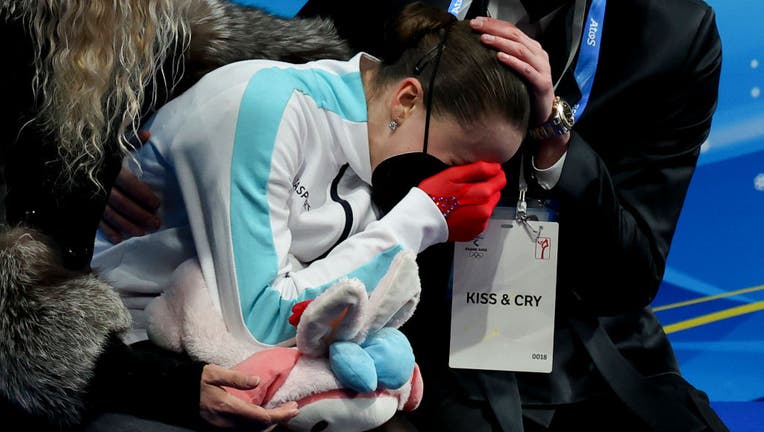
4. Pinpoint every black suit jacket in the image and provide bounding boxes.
[397,0,722,429]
